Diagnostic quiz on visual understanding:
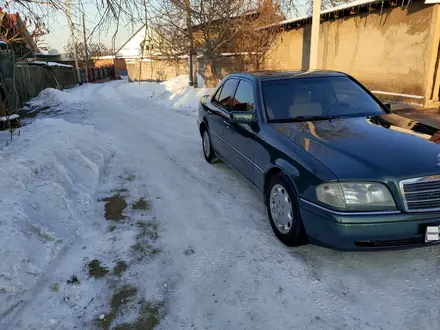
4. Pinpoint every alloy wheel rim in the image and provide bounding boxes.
[203,131,211,157]
[270,184,294,234]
